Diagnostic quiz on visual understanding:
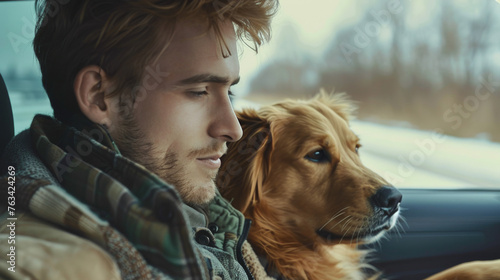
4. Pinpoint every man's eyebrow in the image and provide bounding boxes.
[179,74,240,86]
